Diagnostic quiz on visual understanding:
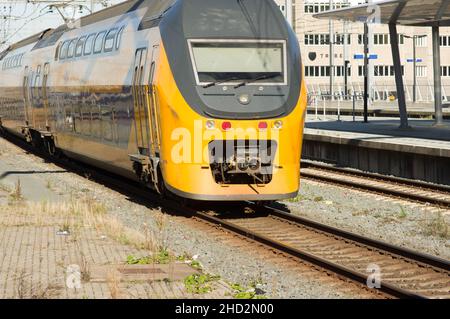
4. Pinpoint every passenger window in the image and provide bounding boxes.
[93,31,106,54]
[84,33,96,55]
[67,39,77,58]
[115,26,124,50]
[75,36,86,57]
[55,42,62,60]
[104,28,117,52]
[59,41,69,60]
